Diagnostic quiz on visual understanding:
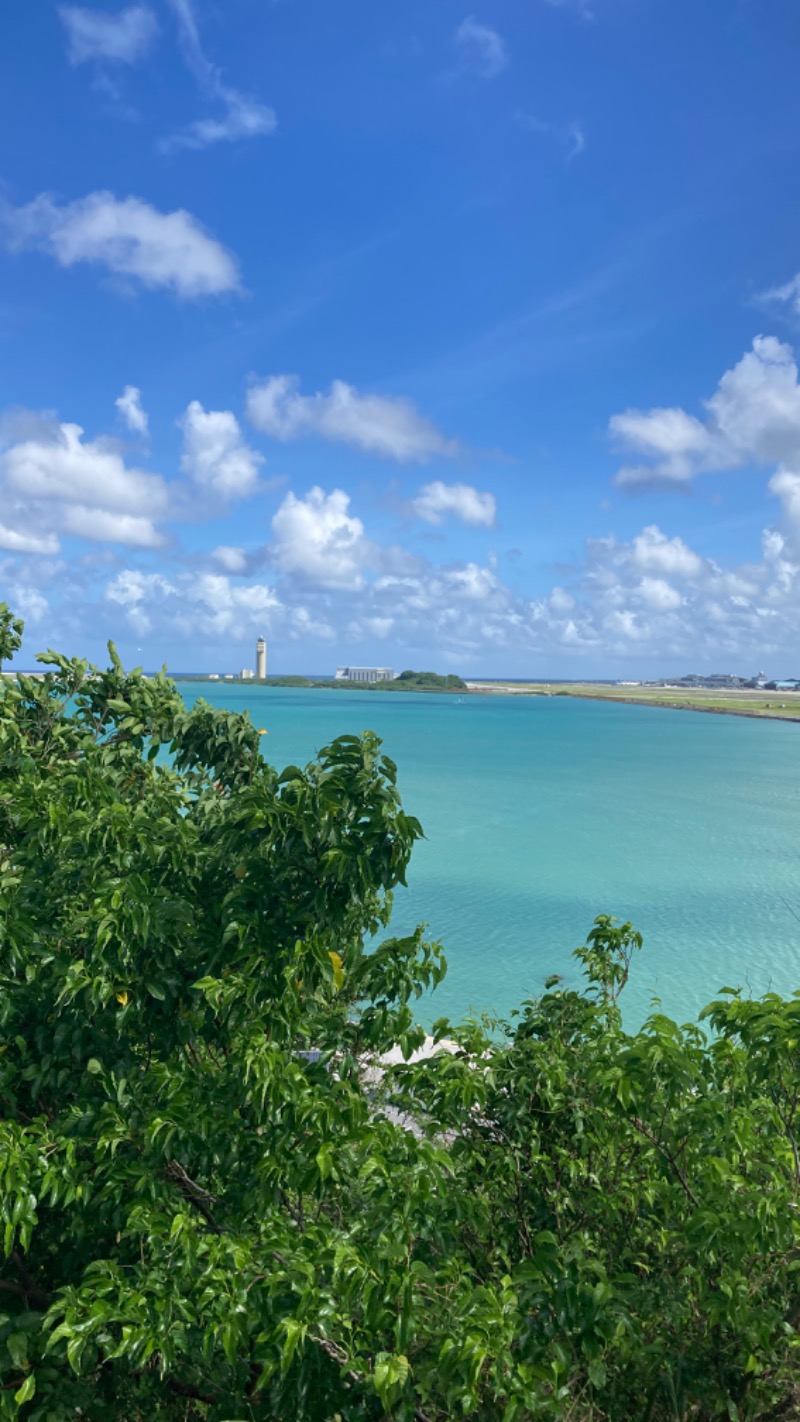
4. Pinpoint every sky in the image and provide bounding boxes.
[2,0,800,676]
